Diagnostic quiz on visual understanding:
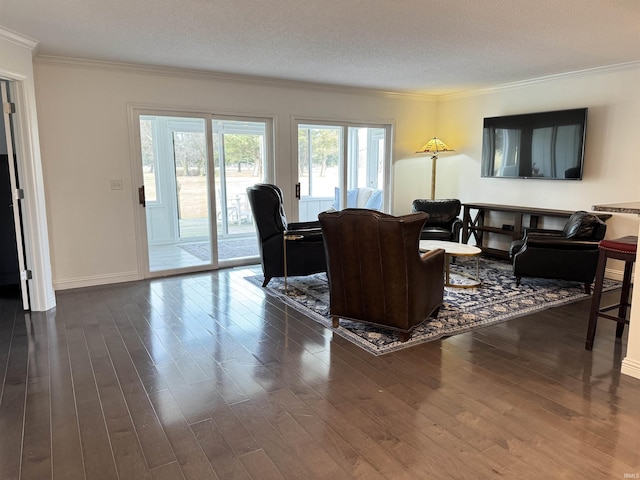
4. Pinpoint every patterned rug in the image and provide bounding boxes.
[245,257,620,355]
